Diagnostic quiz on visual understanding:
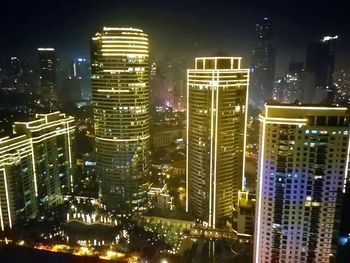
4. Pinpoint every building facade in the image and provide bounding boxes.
[13,112,75,207]
[186,57,249,228]
[91,27,150,212]
[255,104,350,263]
[234,190,255,235]
[0,136,37,231]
